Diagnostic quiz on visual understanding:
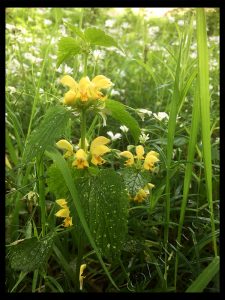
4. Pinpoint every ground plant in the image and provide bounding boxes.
[5,7,220,293]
